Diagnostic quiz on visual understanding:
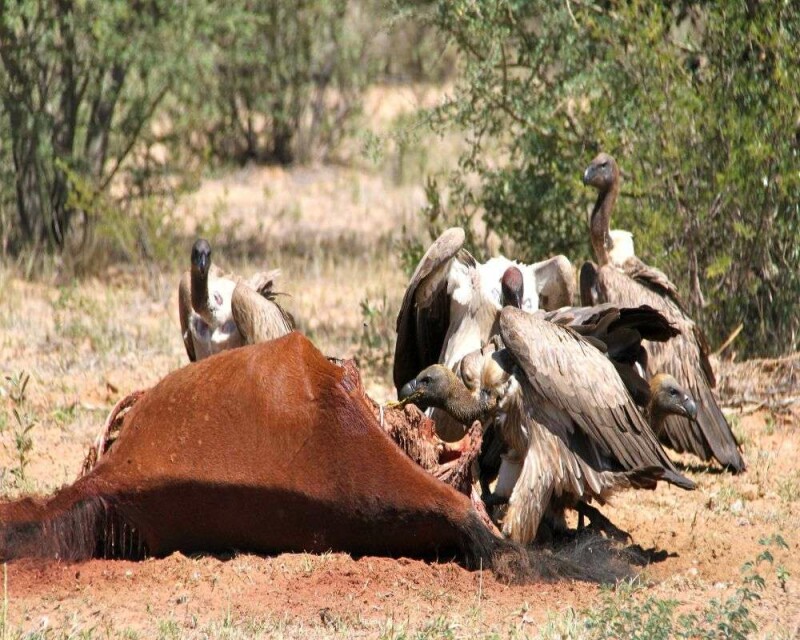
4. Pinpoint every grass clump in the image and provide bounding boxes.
[541,535,789,640]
